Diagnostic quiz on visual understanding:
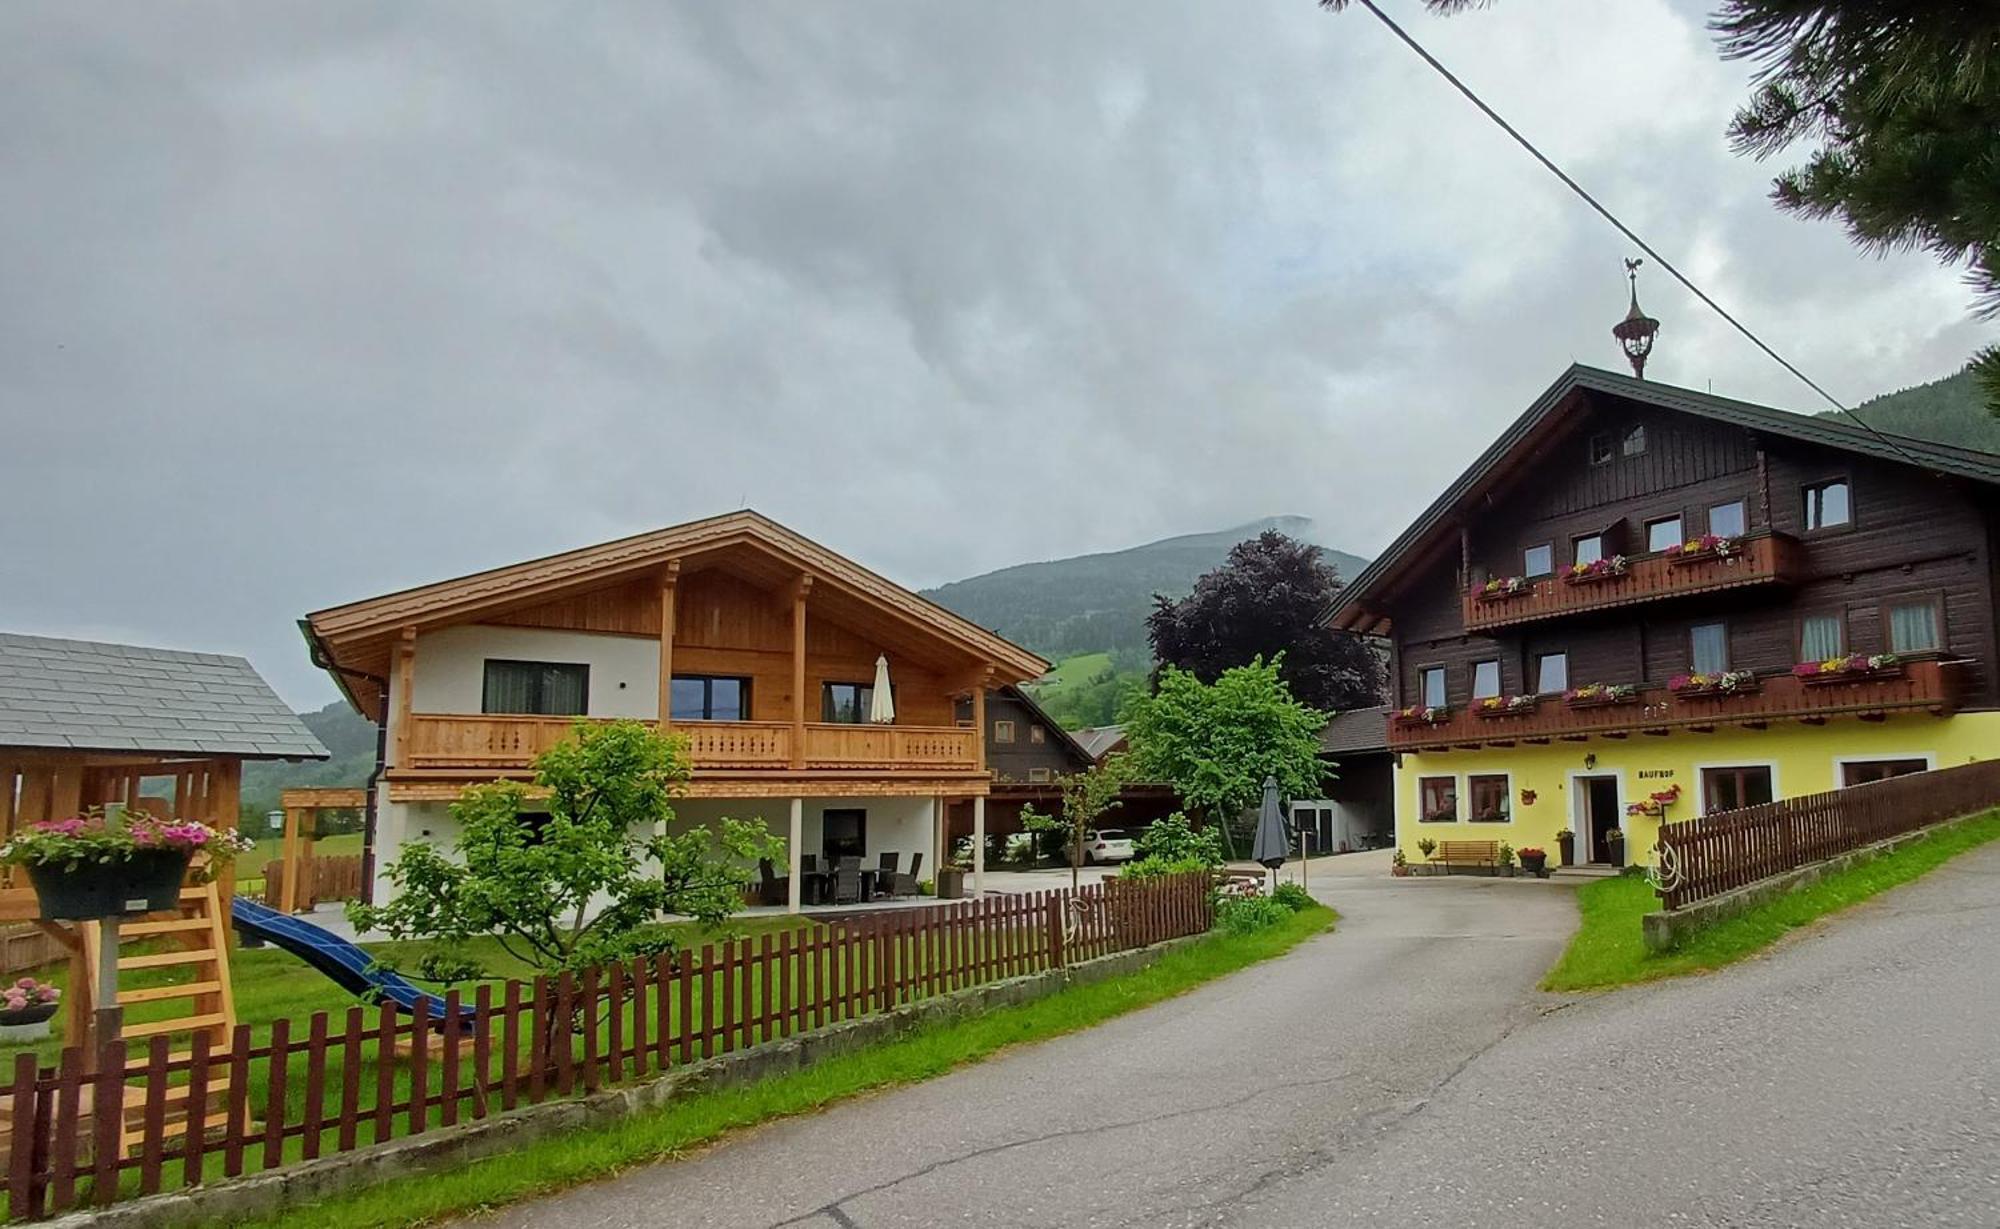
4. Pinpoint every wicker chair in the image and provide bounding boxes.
[834,856,863,905]
[892,851,924,898]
